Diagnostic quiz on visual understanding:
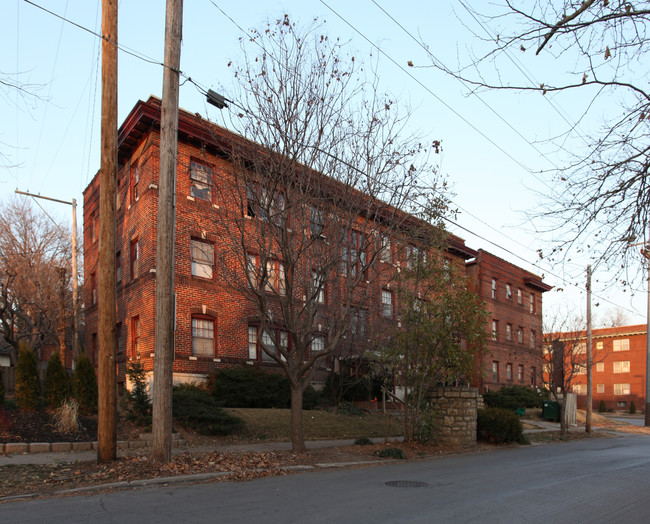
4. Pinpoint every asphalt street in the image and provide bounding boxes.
[2,433,650,523]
